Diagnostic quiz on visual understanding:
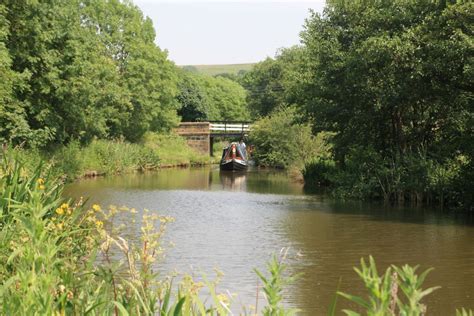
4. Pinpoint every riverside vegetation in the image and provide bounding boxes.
[1,0,472,210]
[242,0,473,211]
[1,154,473,315]
[0,0,247,179]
